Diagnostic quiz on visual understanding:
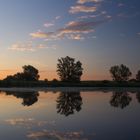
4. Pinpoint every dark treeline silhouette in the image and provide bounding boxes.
[56,91,83,116]
[0,57,140,87]
[3,91,39,106]
[4,65,39,81]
